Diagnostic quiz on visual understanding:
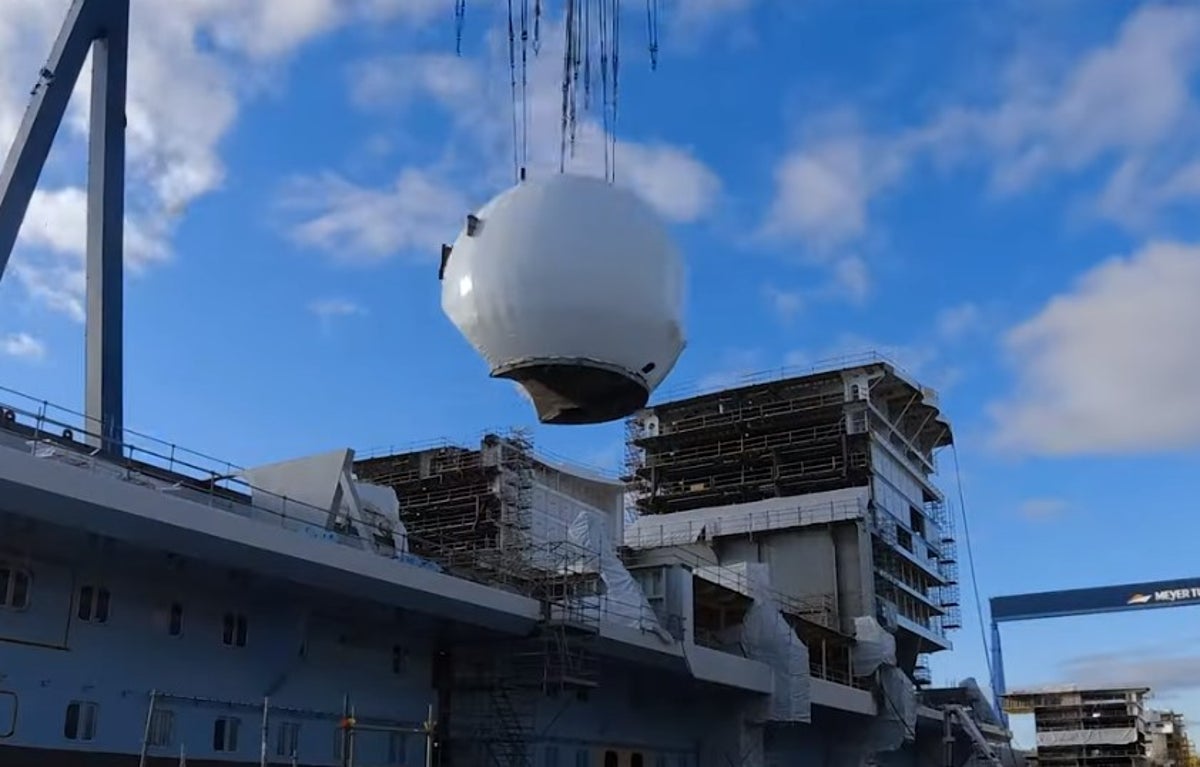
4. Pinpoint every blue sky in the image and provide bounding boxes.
[2,0,1199,748]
